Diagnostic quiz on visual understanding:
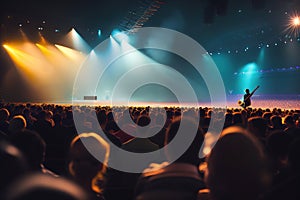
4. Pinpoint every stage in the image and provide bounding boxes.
[22,94,300,110]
